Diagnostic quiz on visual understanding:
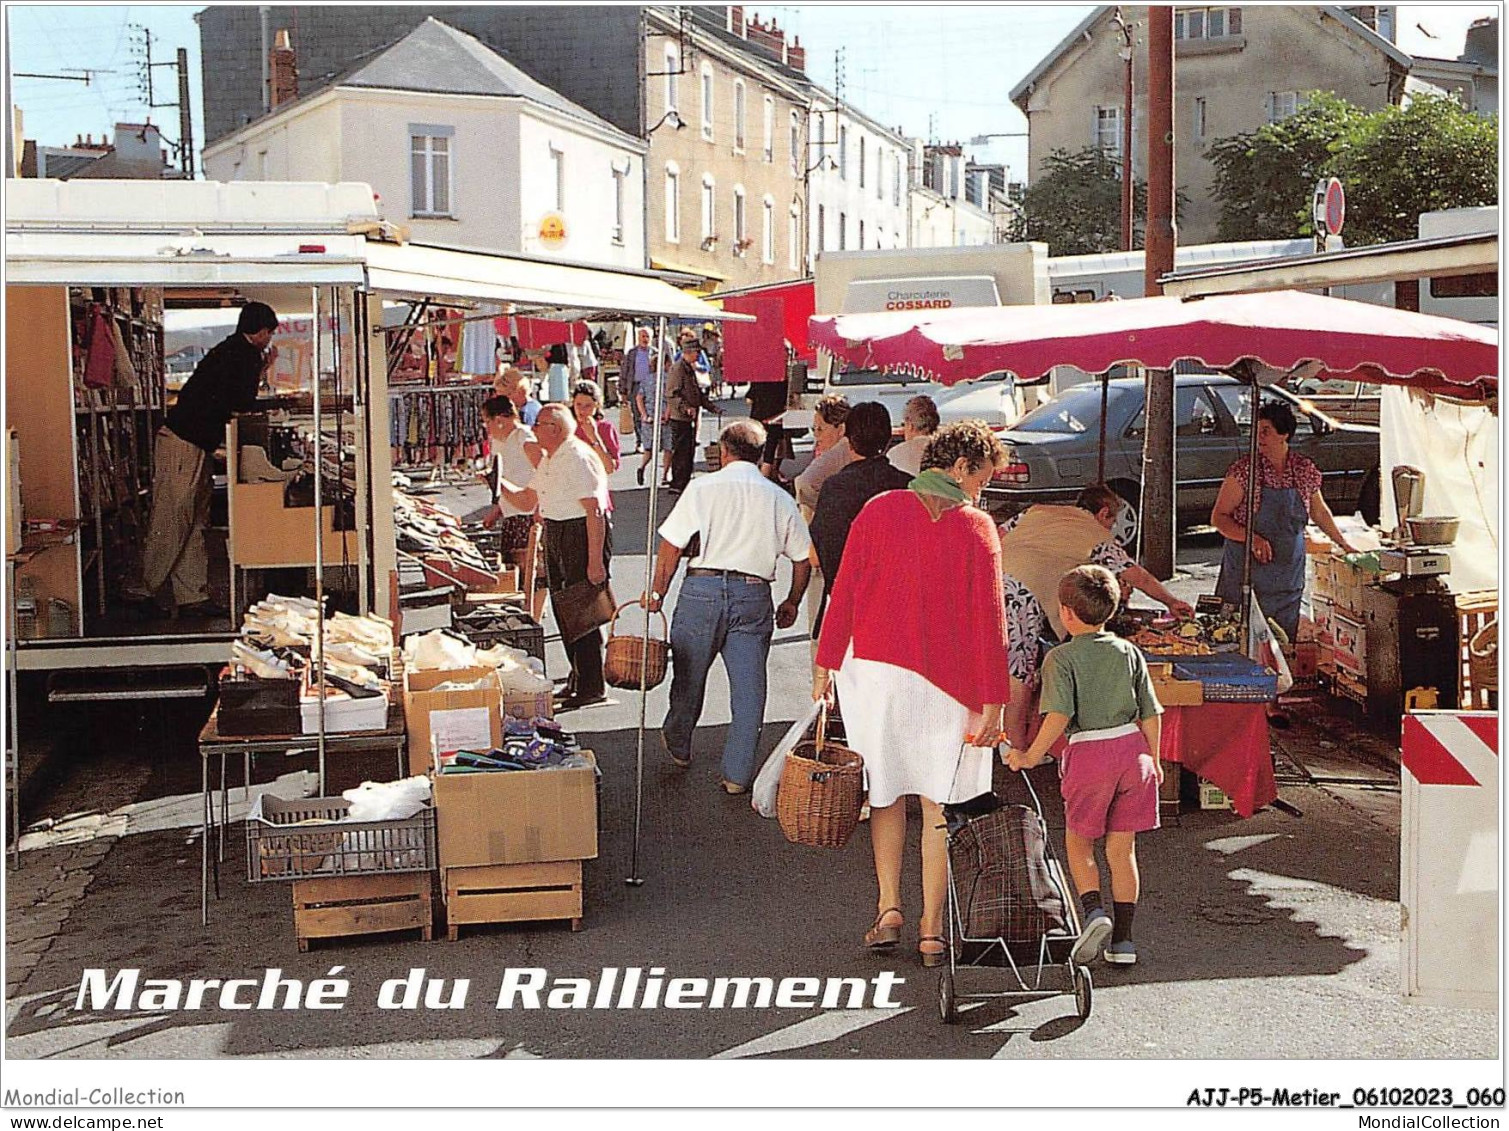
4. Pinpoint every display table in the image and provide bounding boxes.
[1159,701,1277,818]
[197,703,406,926]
